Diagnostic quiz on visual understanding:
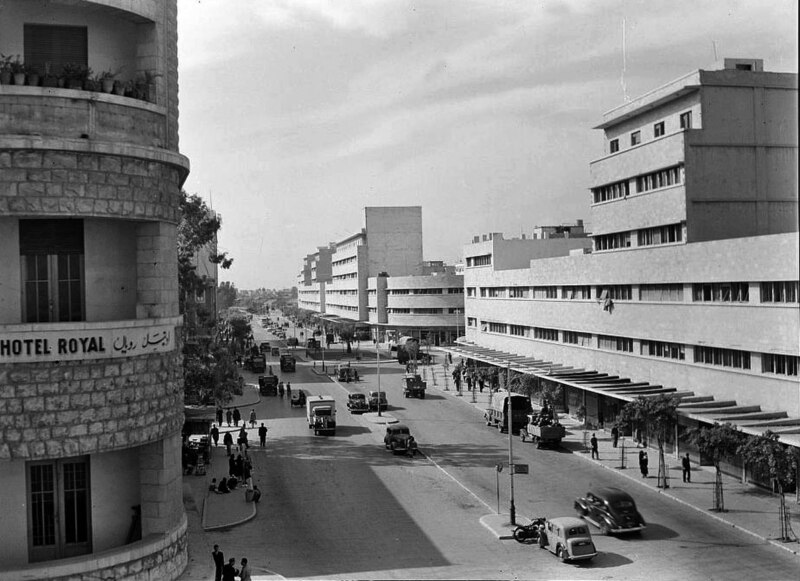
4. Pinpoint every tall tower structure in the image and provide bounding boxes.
[0,2,189,579]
